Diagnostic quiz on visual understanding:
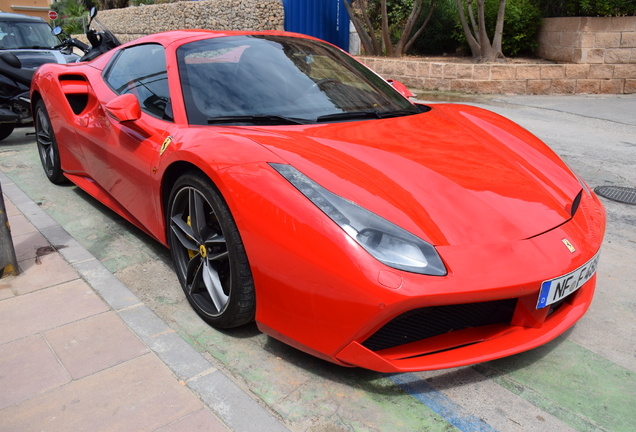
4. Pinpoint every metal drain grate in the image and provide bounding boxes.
[594,186,636,205]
